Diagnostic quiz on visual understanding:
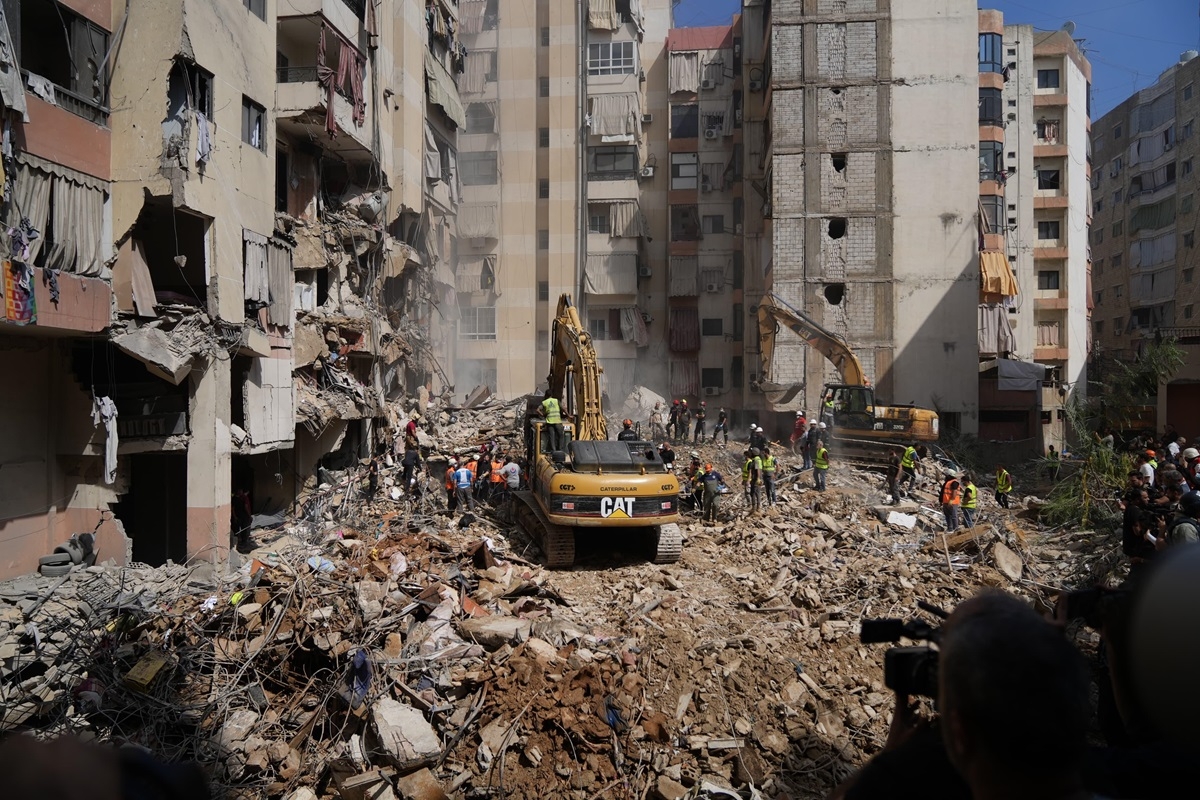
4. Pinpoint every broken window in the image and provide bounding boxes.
[242,96,267,152]
[169,59,214,118]
[701,368,724,389]
[466,103,496,134]
[979,141,1004,181]
[16,0,110,120]
[460,151,498,185]
[702,318,724,336]
[1037,169,1061,191]
[131,201,212,306]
